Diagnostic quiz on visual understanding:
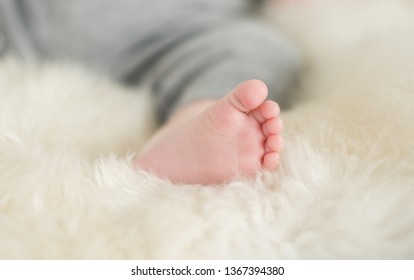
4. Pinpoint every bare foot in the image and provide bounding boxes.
[134,80,284,185]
